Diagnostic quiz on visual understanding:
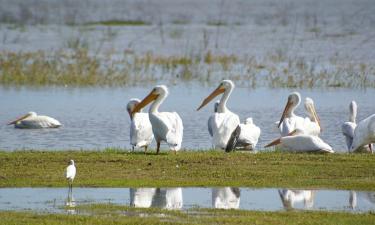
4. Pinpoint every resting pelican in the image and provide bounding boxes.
[8,111,61,129]
[342,101,372,153]
[132,85,183,154]
[212,187,240,209]
[350,113,375,153]
[265,129,334,153]
[226,118,261,151]
[127,98,154,153]
[278,189,315,209]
